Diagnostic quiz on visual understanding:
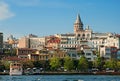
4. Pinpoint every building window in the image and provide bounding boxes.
[86,53,91,56]
[106,48,110,51]
[46,56,48,60]
[40,56,41,59]
[87,58,91,60]
[113,43,115,46]
[94,57,96,60]
[106,53,110,56]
